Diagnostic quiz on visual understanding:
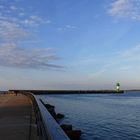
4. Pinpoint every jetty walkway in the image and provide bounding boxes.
[0,93,38,140]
